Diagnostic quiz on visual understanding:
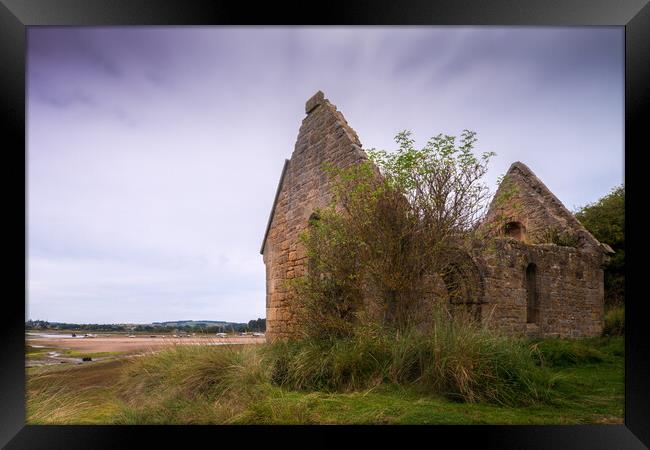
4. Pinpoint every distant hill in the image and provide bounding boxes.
[26,318,265,332]
[151,320,245,328]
